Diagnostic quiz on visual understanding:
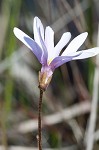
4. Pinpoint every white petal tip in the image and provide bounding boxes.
[63,32,71,38]
[13,27,17,33]
[34,16,41,24]
[82,32,88,38]
[13,27,23,39]
[34,16,39,20]
[45,26,54,33]
[13,27,18,36]
[13,27,20,34]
